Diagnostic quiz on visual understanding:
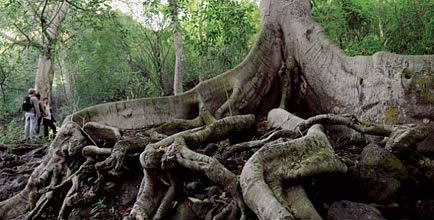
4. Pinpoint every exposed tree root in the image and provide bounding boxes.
[216,129,298,162]
[241,110,348,220]
[128,114,255,220]
[95,138,152,176]
[296,113,429,154]
[1,106,428,220]
[164,137,247,220]
[1,109,429,220]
